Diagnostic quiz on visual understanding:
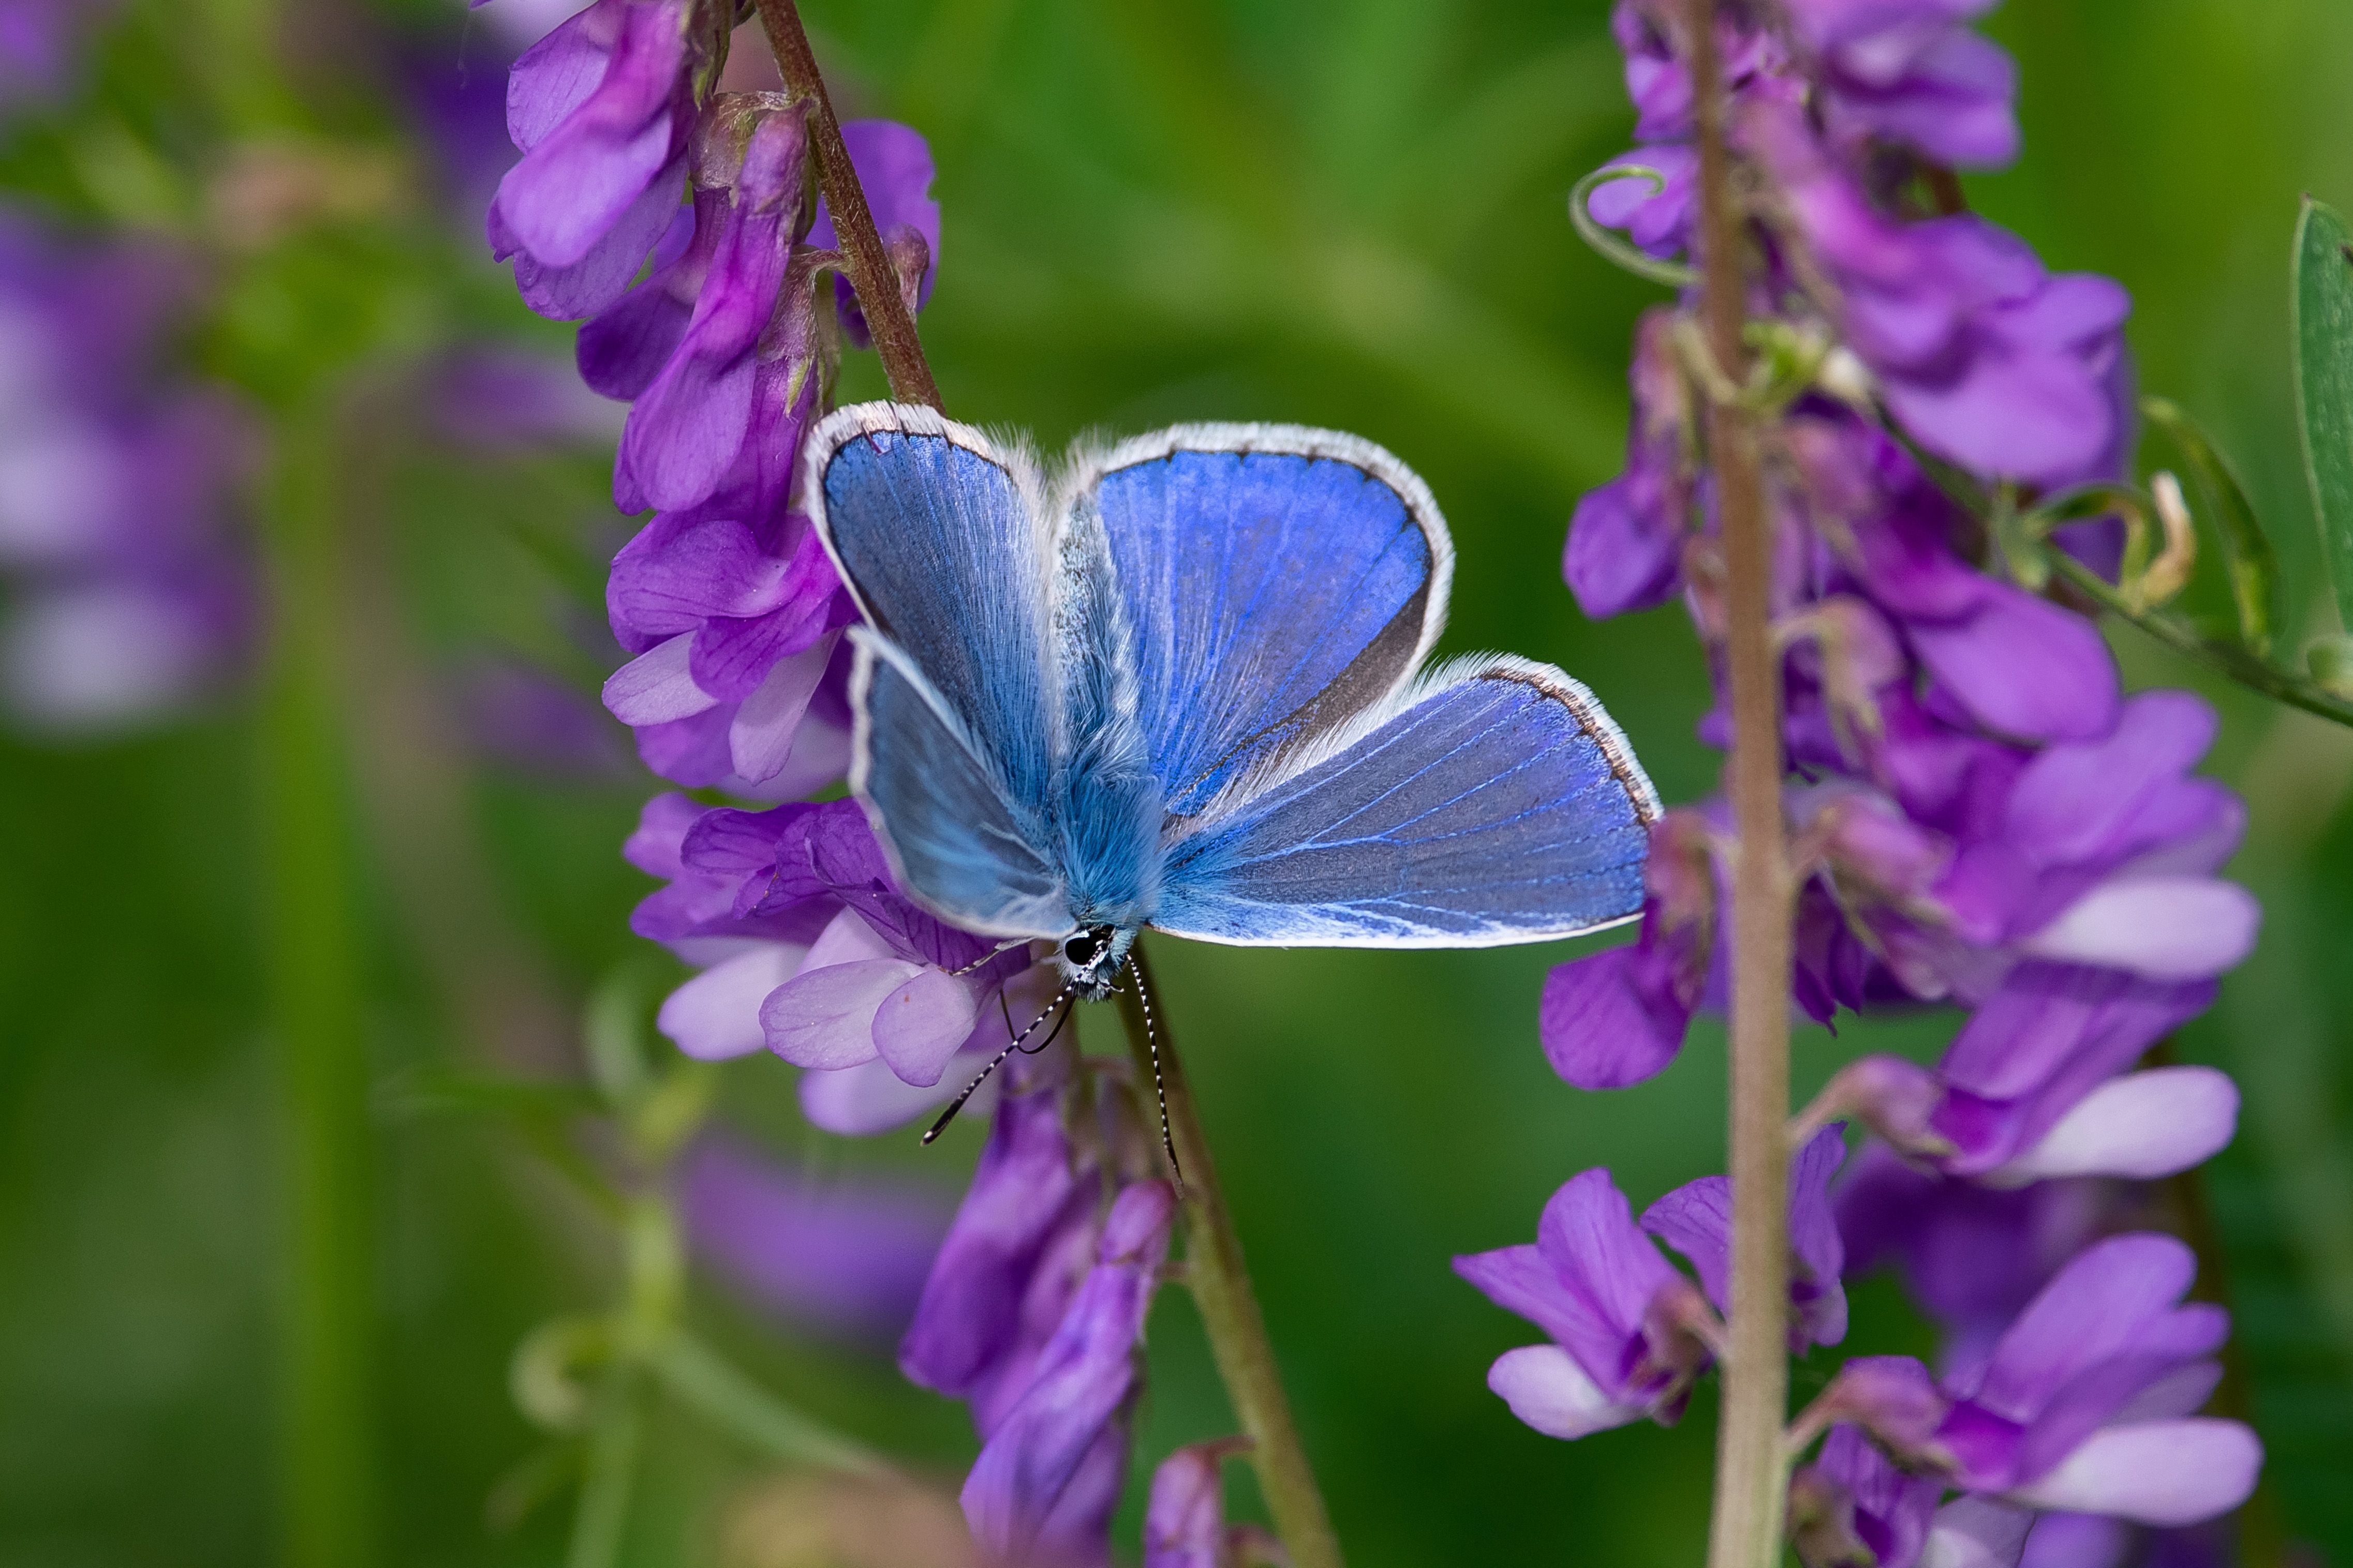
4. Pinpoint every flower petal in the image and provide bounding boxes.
[657,941,806,1060]
[1485,1345,1645,1440]
[1989,1066,2237,1185]
[760,957,921,1069]
[602,630,717,724]
[2005,1420,2260,1526]
[2019,876,2259,980]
